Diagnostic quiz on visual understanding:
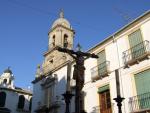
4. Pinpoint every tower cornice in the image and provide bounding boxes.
[48,24,75,35]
